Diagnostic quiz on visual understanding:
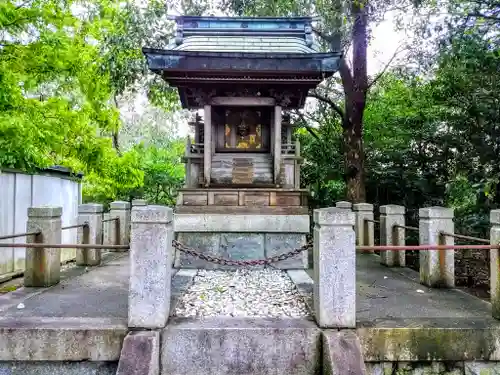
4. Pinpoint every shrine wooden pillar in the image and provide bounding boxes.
[274,105,282,186]
[203,104,211,187]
